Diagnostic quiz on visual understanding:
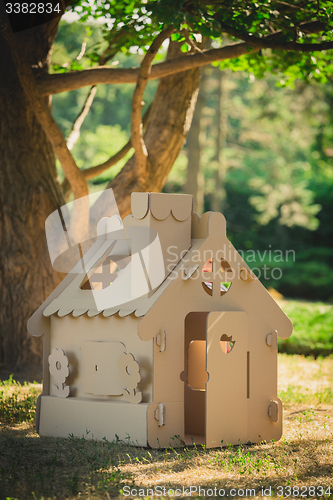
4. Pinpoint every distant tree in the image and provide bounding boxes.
[1,0,333,370]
